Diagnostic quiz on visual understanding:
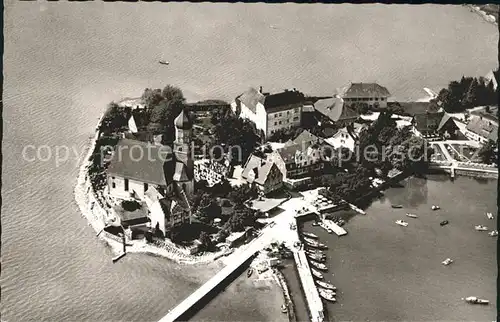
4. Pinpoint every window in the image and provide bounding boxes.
[294,107,300,113]
[381,98,385,101]
[279,121,282,125]
[112,182,116,189]
[124,179,129,191]
[287,111,290,115]
[274,122,278,126]
[144,183,148,192]
[375,97,379,101]
[293,116,299,121]
[341,139,345,144]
